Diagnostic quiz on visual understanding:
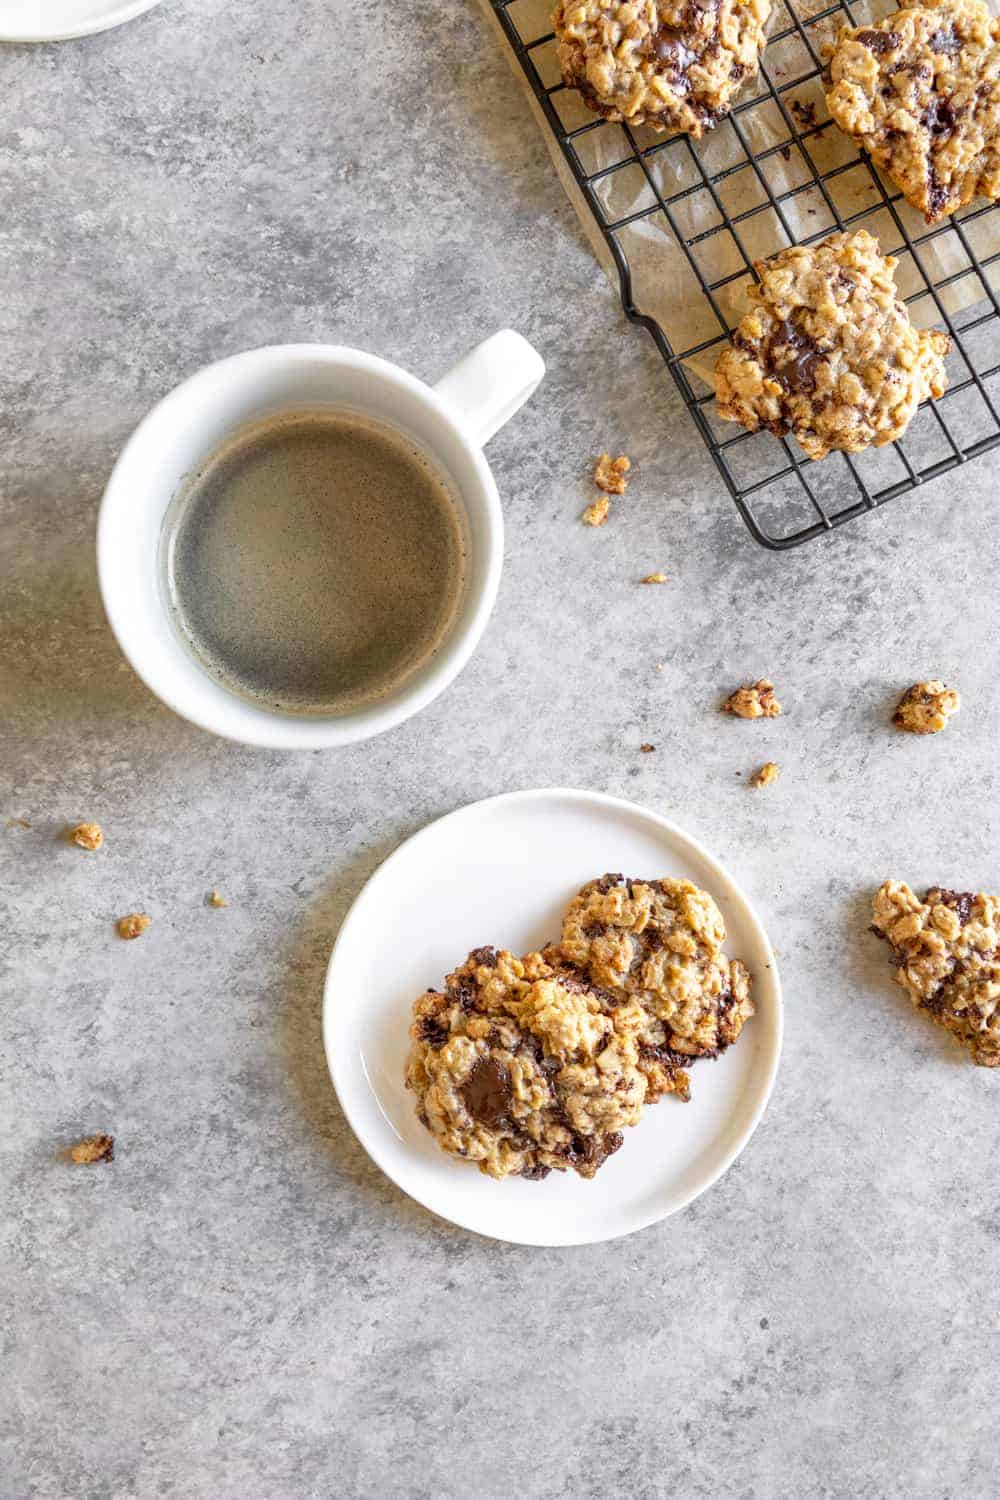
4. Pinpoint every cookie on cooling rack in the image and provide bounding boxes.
[405,946,651,1181]
[554,874,755,1092]
[871,880,1000,1066]
[713,230,950,459]
[553,0,772,137]
[824,0,1000,224]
